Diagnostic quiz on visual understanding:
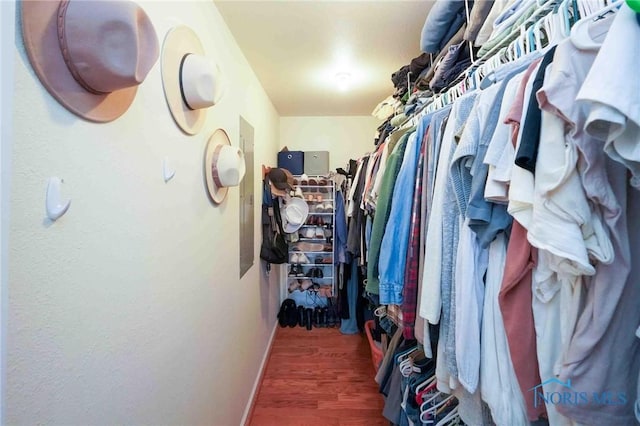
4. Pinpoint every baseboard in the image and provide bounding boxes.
[240,320,279,426]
